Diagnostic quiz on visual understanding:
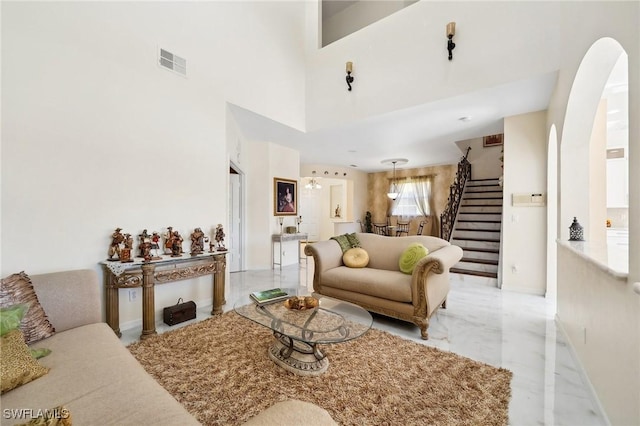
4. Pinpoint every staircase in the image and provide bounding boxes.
[450,178,503,285]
